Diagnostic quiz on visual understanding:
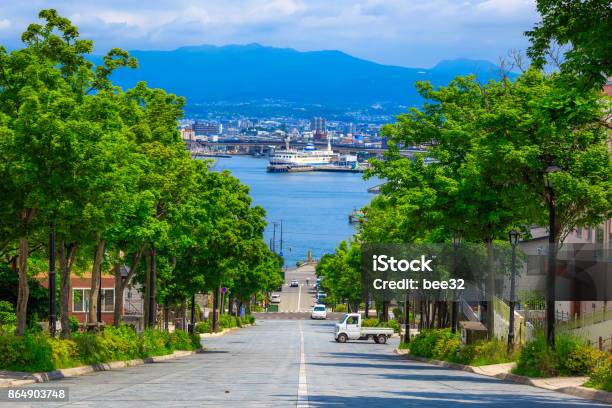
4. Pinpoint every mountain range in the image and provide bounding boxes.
[95,43,508,115]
